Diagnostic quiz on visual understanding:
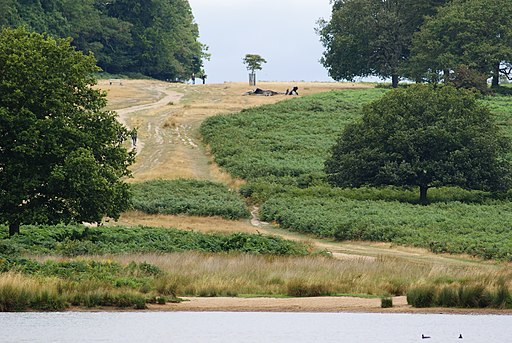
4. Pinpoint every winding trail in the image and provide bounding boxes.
[105,80,496,267]
[113,84,182,175]
[99,80,509,314]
